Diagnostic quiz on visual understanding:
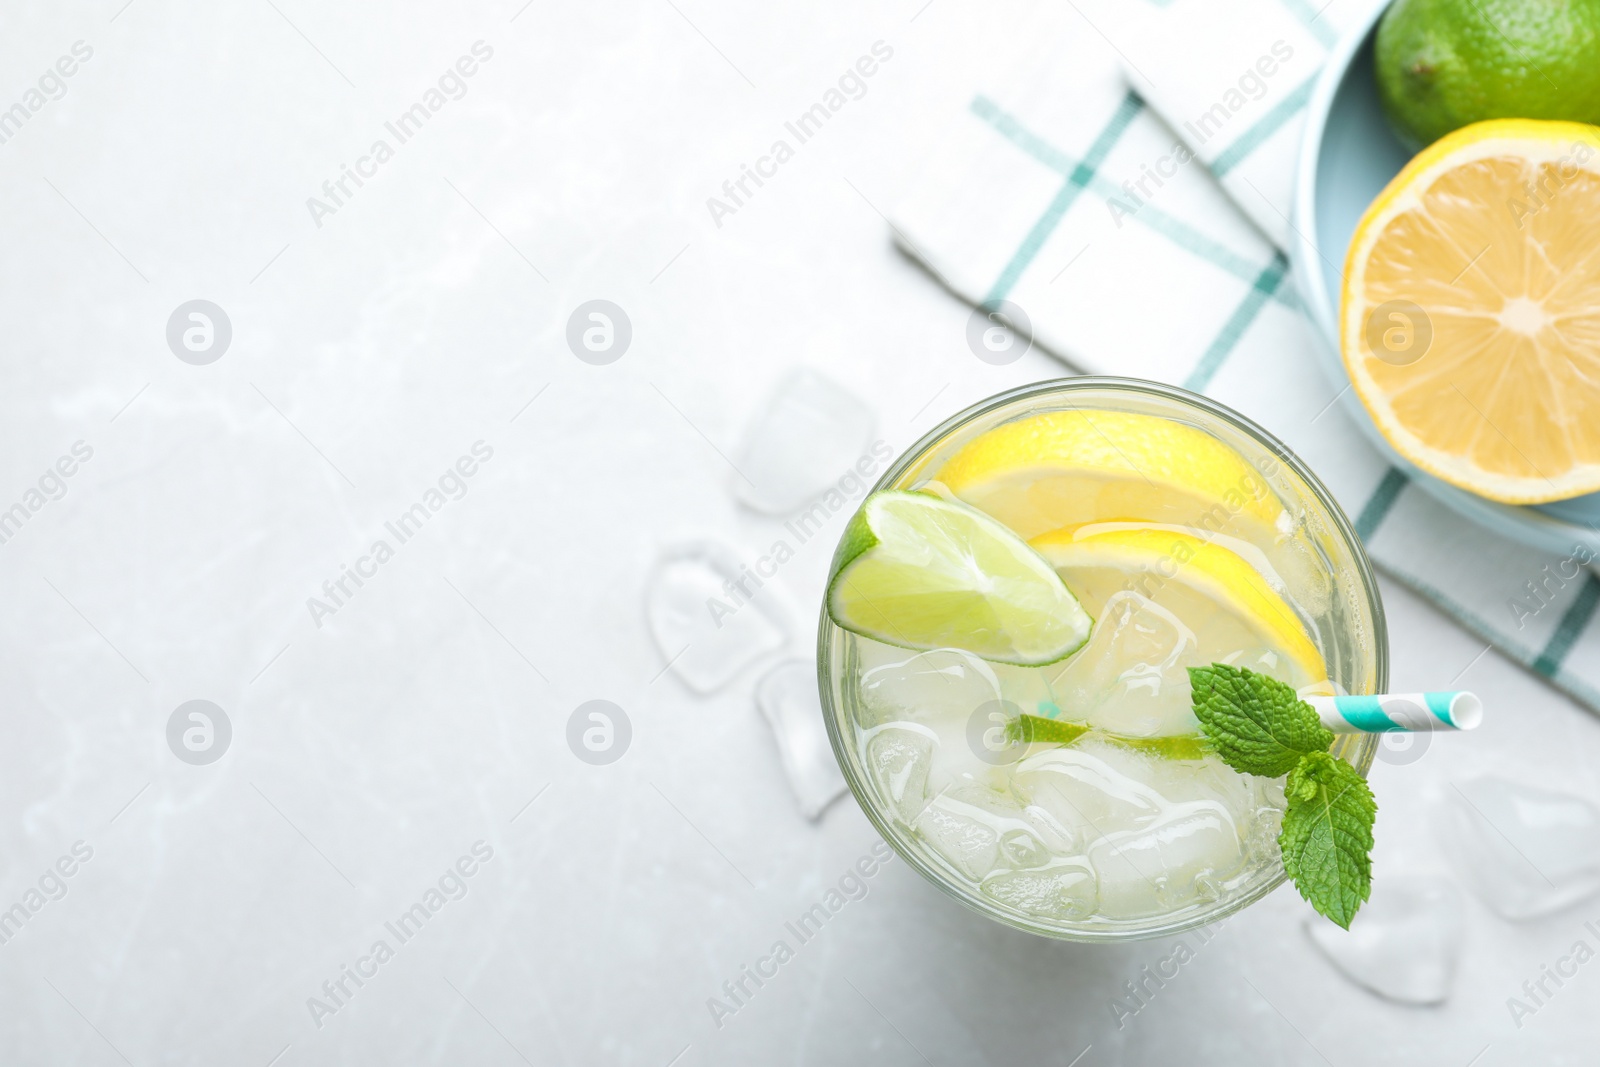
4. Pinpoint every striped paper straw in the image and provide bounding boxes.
[1305,692,1483,734]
